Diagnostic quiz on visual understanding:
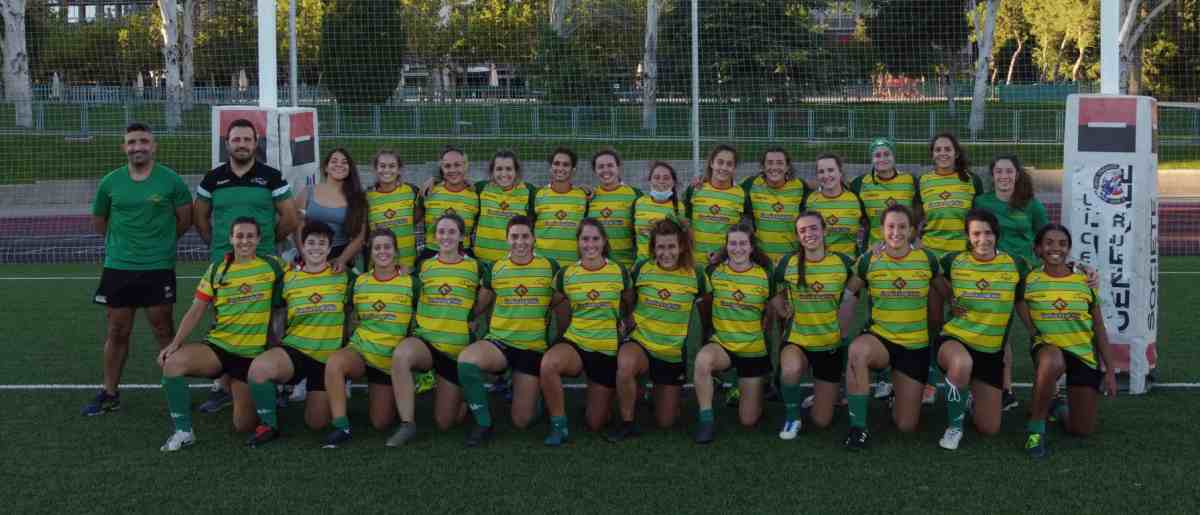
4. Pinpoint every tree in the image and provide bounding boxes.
[276,0,324,86]
[159,0,182,129]
[865,0,972,80]
[1117,0,1174,94]
[194,0,256,88]
[642,0,660,131]
[1,0,32,128]
[529,0,644,104]
[968,0,998,139]
[320,0,405,104]
[1141,0,1197,100]
[992,0,1031,84]
[181,0,195,109]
